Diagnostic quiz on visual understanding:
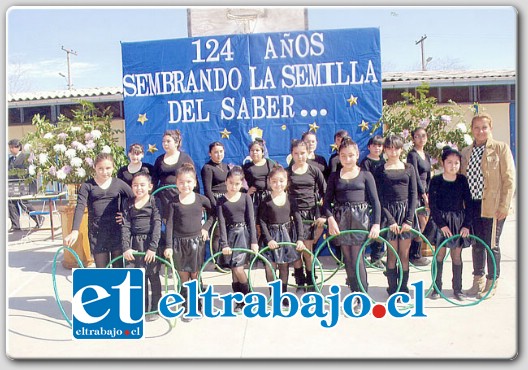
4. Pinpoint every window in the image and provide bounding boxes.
[95,101,123,118]
[439,87,471,103]
[478,85,510,102]
[382,89,407,104]
[8,108,22,125]
[22,106,52,124]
